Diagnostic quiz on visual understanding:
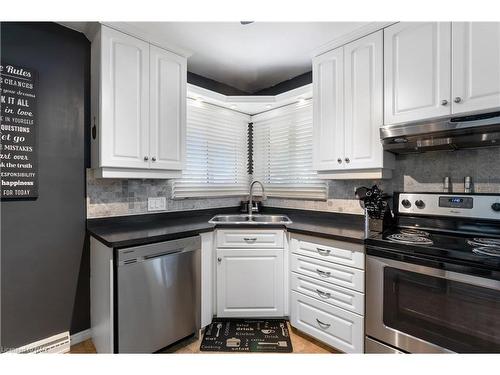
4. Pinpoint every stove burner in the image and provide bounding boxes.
[400,228,430,237]
[387,233,434,245]
[467,238,500,247]
[472,246,500,257]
